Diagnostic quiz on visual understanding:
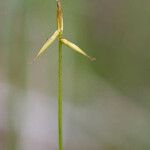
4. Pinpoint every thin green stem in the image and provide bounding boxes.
[58,37,63,150]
